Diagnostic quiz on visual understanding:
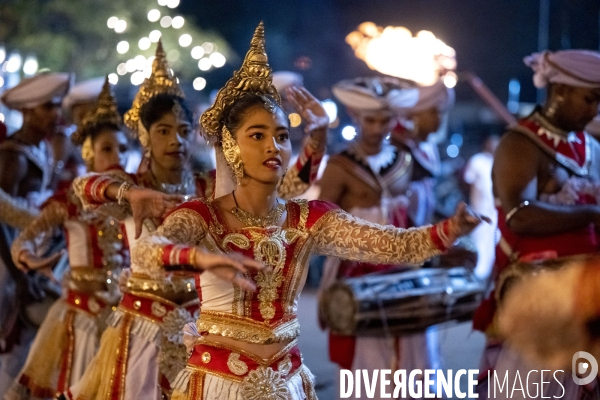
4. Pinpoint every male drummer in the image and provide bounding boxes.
[0,71,70,394]
[473,50,600,399]
[320,77,440,399]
